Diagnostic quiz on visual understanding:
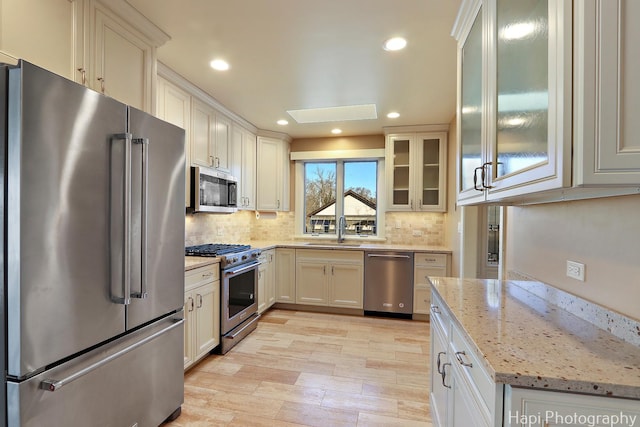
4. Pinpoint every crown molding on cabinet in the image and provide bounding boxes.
[382,123,449,136]
[157,61,259,134]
